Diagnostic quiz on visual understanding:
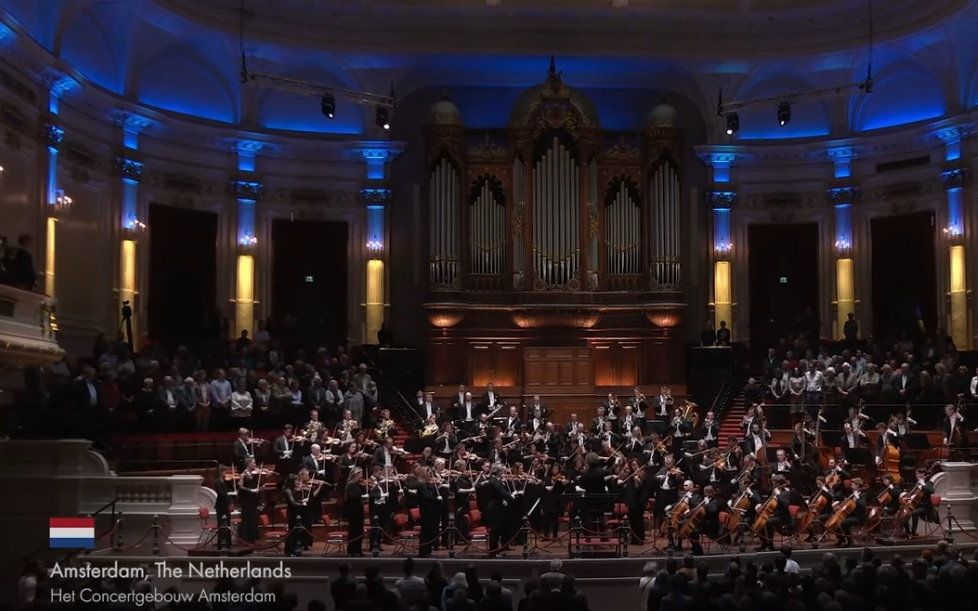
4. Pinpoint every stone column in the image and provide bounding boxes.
[231,176,262,339]
[933,462,978,532]
[936,126,972,349]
